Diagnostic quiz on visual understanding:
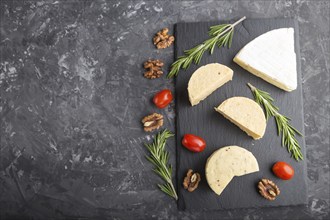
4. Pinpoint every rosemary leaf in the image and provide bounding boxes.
[144,129,178,200]
[228,31,234,48]
[247,83,303,161]
[167,16,246,78]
